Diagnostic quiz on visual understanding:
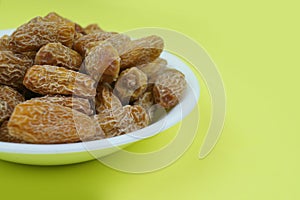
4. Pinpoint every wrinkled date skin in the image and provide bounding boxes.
[73,32,118,56]
[0,85,25,111]
[8,16,75,52]
[0,51,33,88]
[35,42,82,71]
[7,101,100,144]
[0,101,11,124]
[84,24,104,34]
[23,65,96,98]
[153,68,187,109]
[0,35,10,51]
[120,35,164,69]
[94,105,149,137]
[0,121,24,143]
[133,91,156,121]
[137,58,167,79]
[84,42,120,83]
[0,63,26,88]
[31,95,93,116]
[114,67,148,104]
[0,85,24,124]
[44,12,85,34]
[95,83,122,115]
[85,34,131,56]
